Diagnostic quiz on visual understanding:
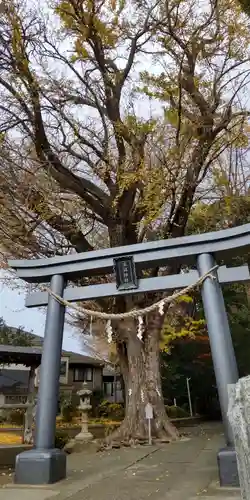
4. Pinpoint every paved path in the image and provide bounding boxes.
[0,423,241,500]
